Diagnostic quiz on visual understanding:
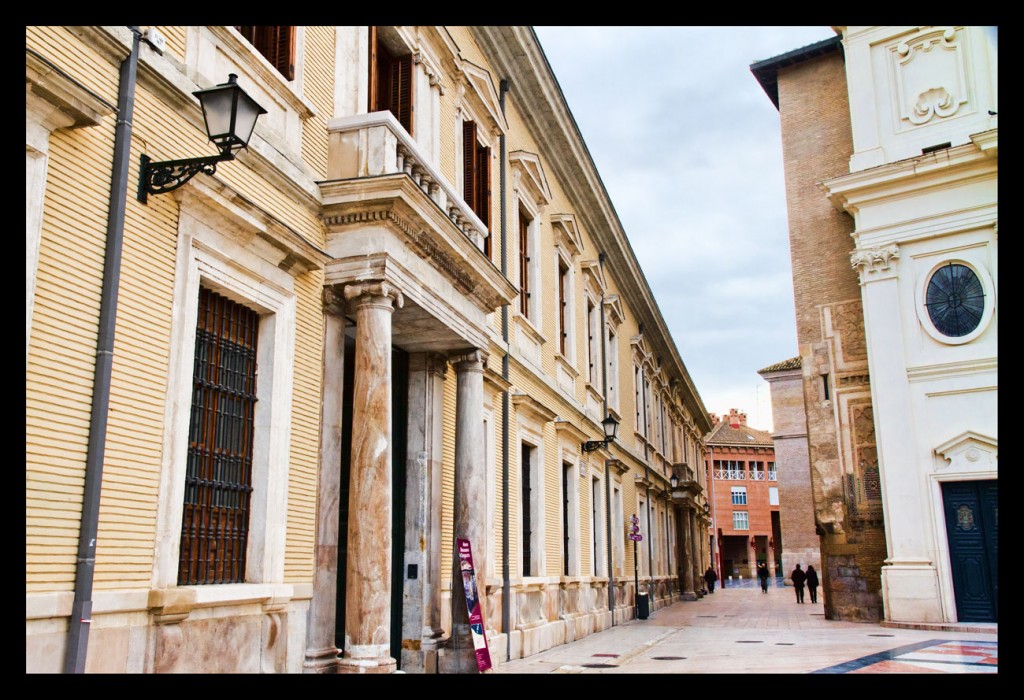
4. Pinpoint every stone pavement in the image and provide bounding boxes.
[489,577,997,674]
